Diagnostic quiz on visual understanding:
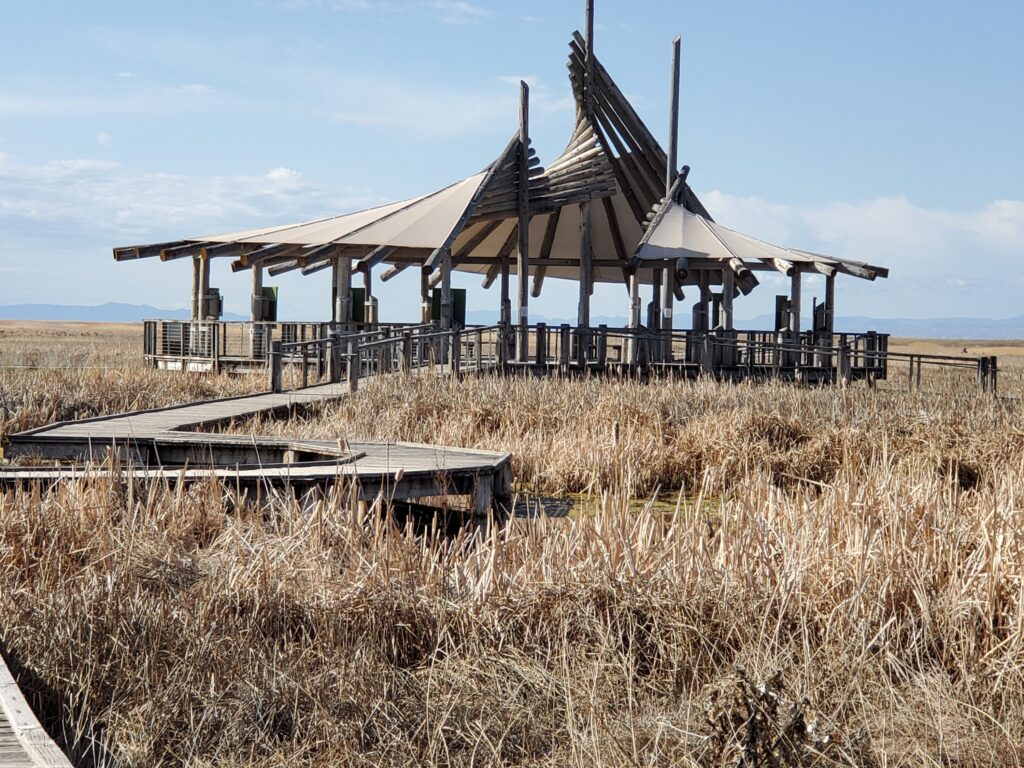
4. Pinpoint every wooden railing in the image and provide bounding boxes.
[268,324,513,393]
[147,319,996,395]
